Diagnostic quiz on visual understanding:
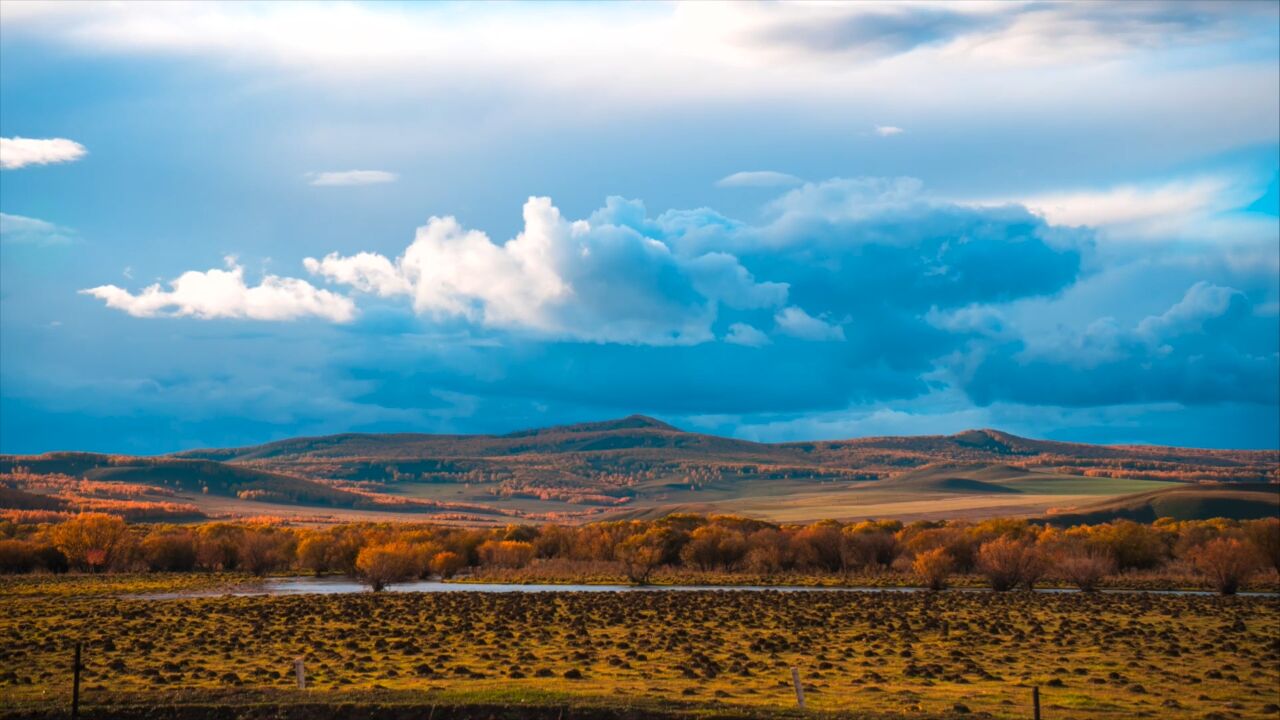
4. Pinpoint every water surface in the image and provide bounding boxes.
[132,575,1277,599]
